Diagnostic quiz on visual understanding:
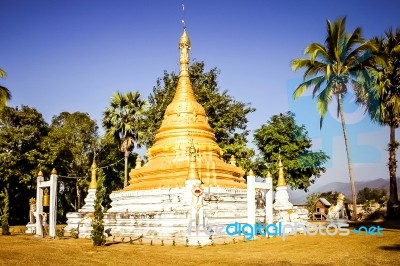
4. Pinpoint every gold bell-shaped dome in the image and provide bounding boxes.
[124,29,245,190]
